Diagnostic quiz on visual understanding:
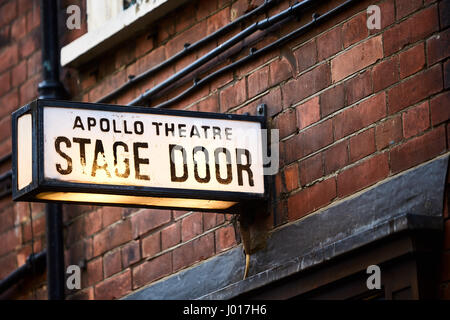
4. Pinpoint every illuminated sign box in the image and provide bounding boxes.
[12,99,267,212]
